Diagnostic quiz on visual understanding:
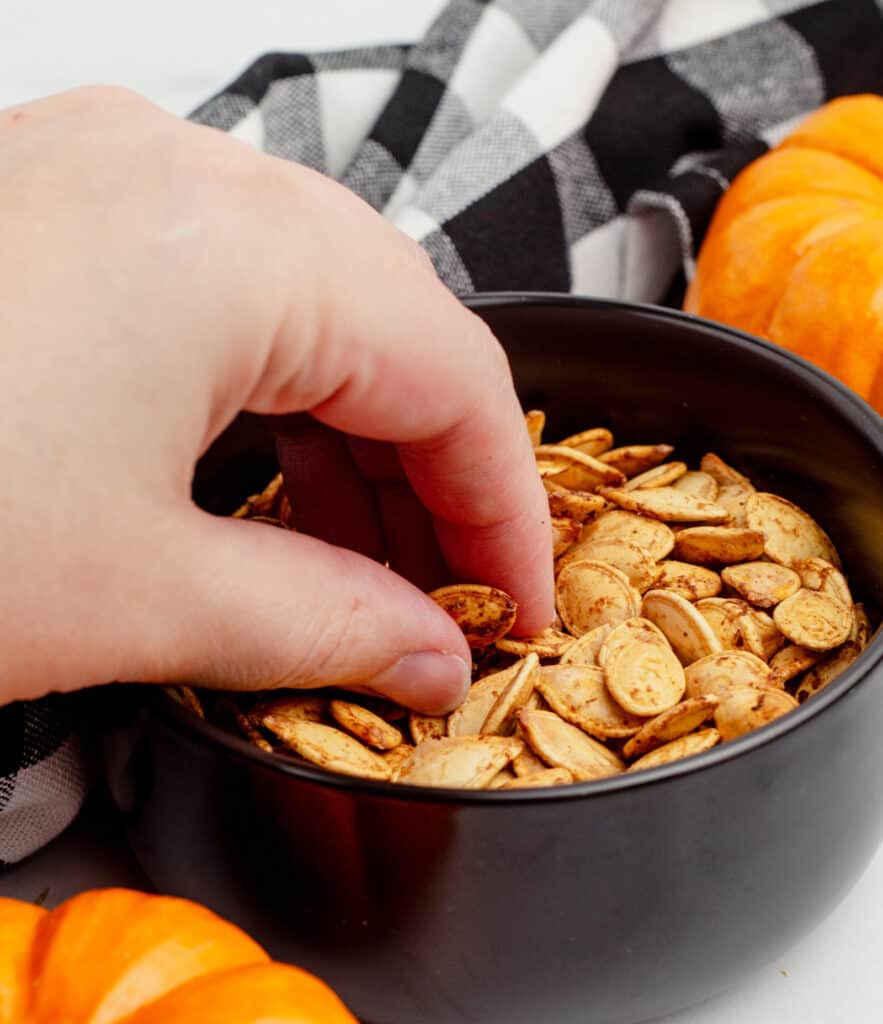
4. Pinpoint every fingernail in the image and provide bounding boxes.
[367,651,472,715]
